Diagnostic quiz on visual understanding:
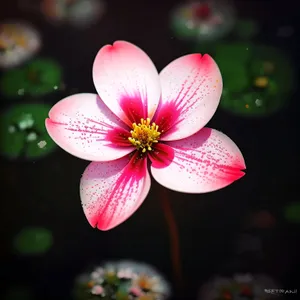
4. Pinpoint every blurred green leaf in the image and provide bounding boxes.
[0,58,62,98]
[284,203,300,223]
[13,226,53,255]
[0,69,29,98]
[215,43,253,63]
[254,46,296,95]
[218,62,249,93]
[24,58,62,96]
[250,60,266,76]
[0,104,57,160]
[219,44,295,117]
